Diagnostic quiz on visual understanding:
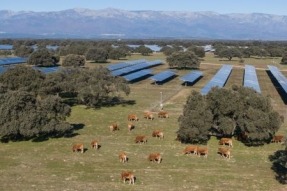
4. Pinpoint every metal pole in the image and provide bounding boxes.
[160,92,163,110]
